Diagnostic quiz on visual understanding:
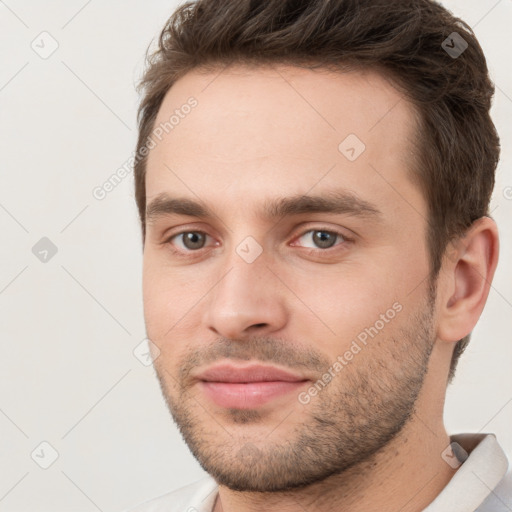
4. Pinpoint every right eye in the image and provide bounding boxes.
[167,231,214,252]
